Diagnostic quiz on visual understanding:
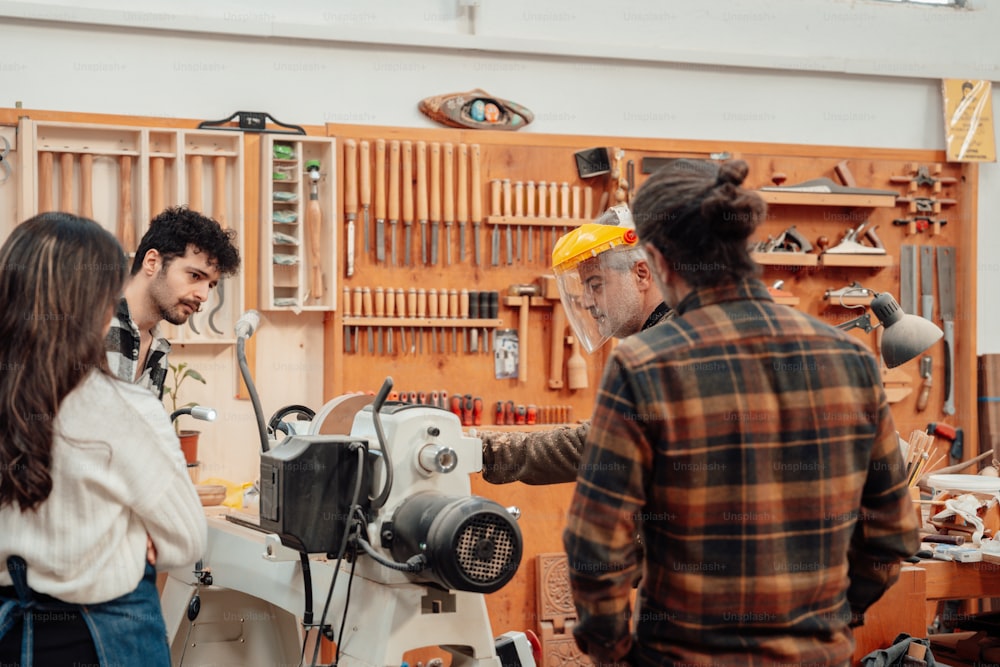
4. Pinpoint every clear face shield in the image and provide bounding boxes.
[555,246,647,354]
